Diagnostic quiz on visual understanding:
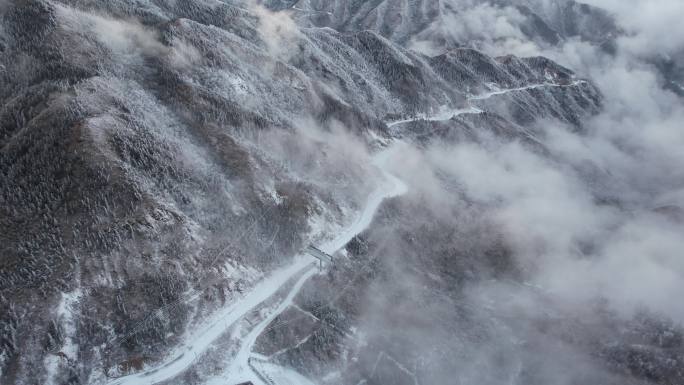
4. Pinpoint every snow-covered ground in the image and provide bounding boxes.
[250,358,320,385]
[208,268,318,385]
[44,289,83,385]
[102,258,315,385]
[210,144,409,385]
[102,144,408,385]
